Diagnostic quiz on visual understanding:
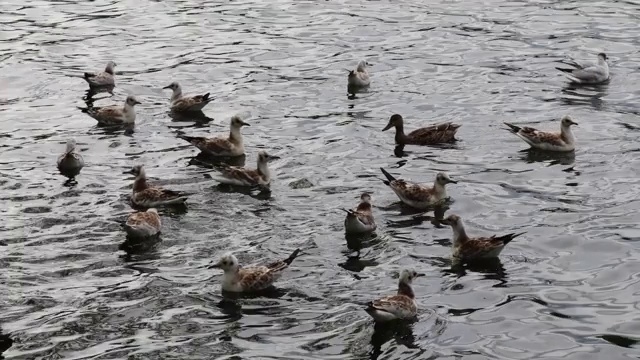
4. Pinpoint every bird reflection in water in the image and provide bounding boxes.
[188,152,247,169]
[560,82,608,111]
[520,148,576,167]
[369,321,418,360]
[168,109,214,123]
[83,86,114,107]
[119,234,162,261]
[447,257,507,284]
